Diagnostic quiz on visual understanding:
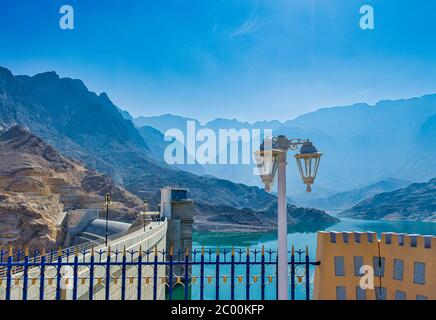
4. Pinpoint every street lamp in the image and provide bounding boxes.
[143,199,148,232]
[255,135,322,300]
[105,193,111,247]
